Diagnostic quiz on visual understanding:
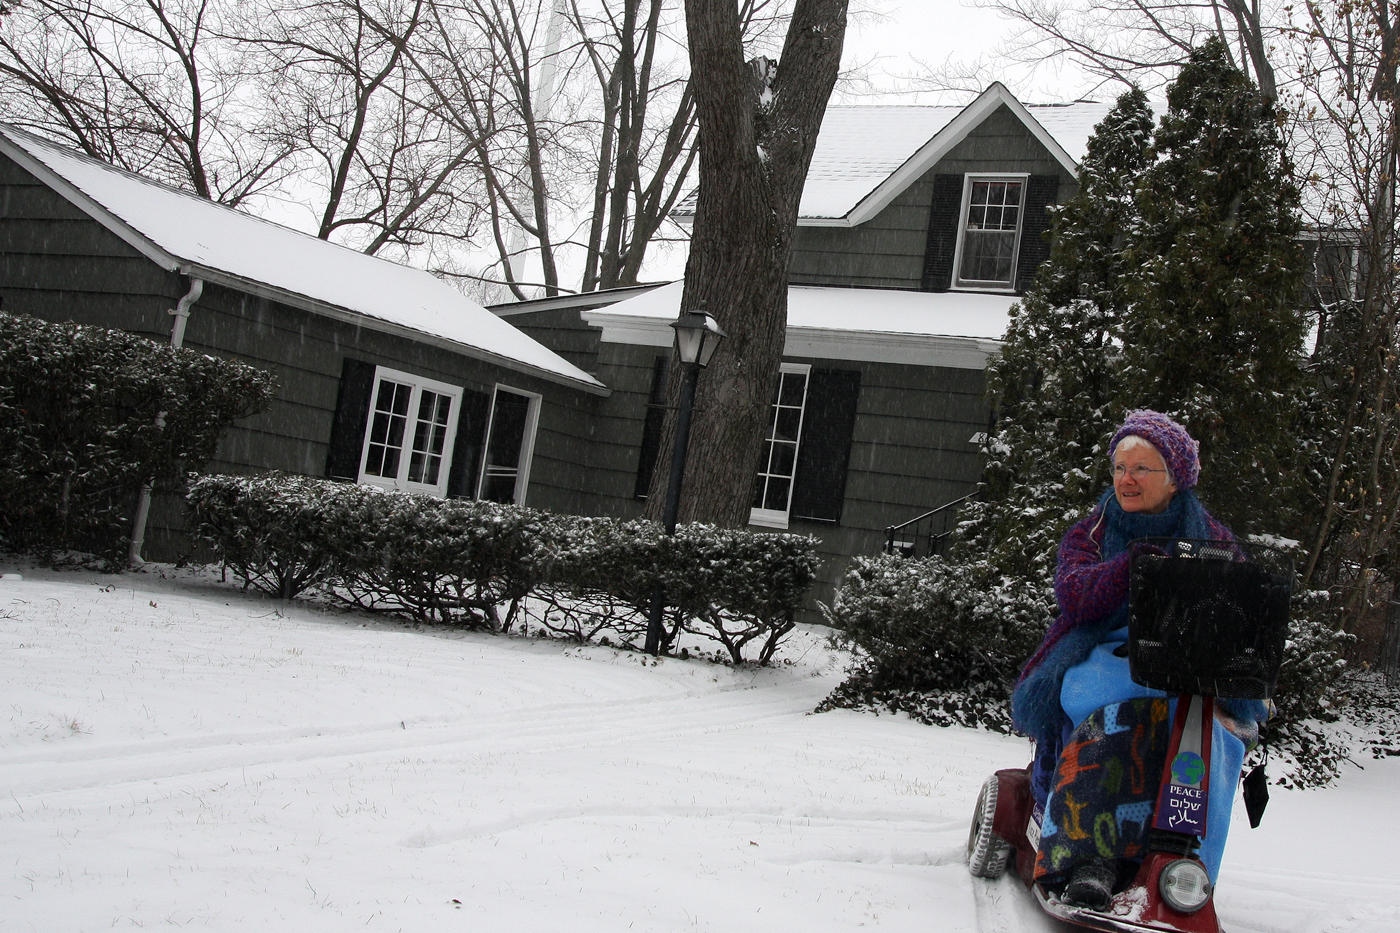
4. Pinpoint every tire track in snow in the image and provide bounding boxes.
[1,670,827,804]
